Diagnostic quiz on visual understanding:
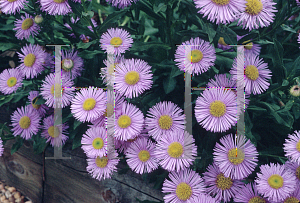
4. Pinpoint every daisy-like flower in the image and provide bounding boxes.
[27,91,49,117]
[230,53,272,95]
[194,88,237,133]
[281,184,300,203]
[0,68,23,95]
[114,102,144,141]
[115,58,153,99]
[234,182,269,203]
[40,0,72,16]
[16,44,47,79]
[297,0,300,7]
[285,160,300,184]
[203,162,244,202]
[40,73,75,108]
[10,105,40,140]
[145,101,185,142]
[236,0,277,31]
[0,138,3,157]
[193,0,246,25]
[283,130,300,165]
[213,134,259,180]
[41,115,69,147]
[255,163,296,202]
[289,85,300,97]
[71,87,106,123]
[106,0,138,9]
[101,55,126,86]
[174,37,216,76]
[116,128,149,154]
[13,13,40,40]
[0,0,28,14]
[86,150,119,181]
[154,130,197,172]
[50,49,84,80]
[206,74,251,115]
[162,168,205,202]
[126,138,158,174]
[100,28,133,56]
[81,126,108,158]
[89,90,125,128]
[194,194,219,203]
[43,52,54,69]
[237,34,261,55]
[217,37,234,52]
